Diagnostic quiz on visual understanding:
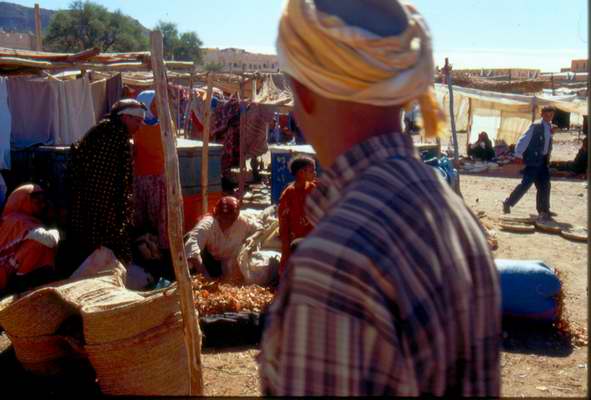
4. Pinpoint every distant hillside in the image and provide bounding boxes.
[0,2,55,33]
